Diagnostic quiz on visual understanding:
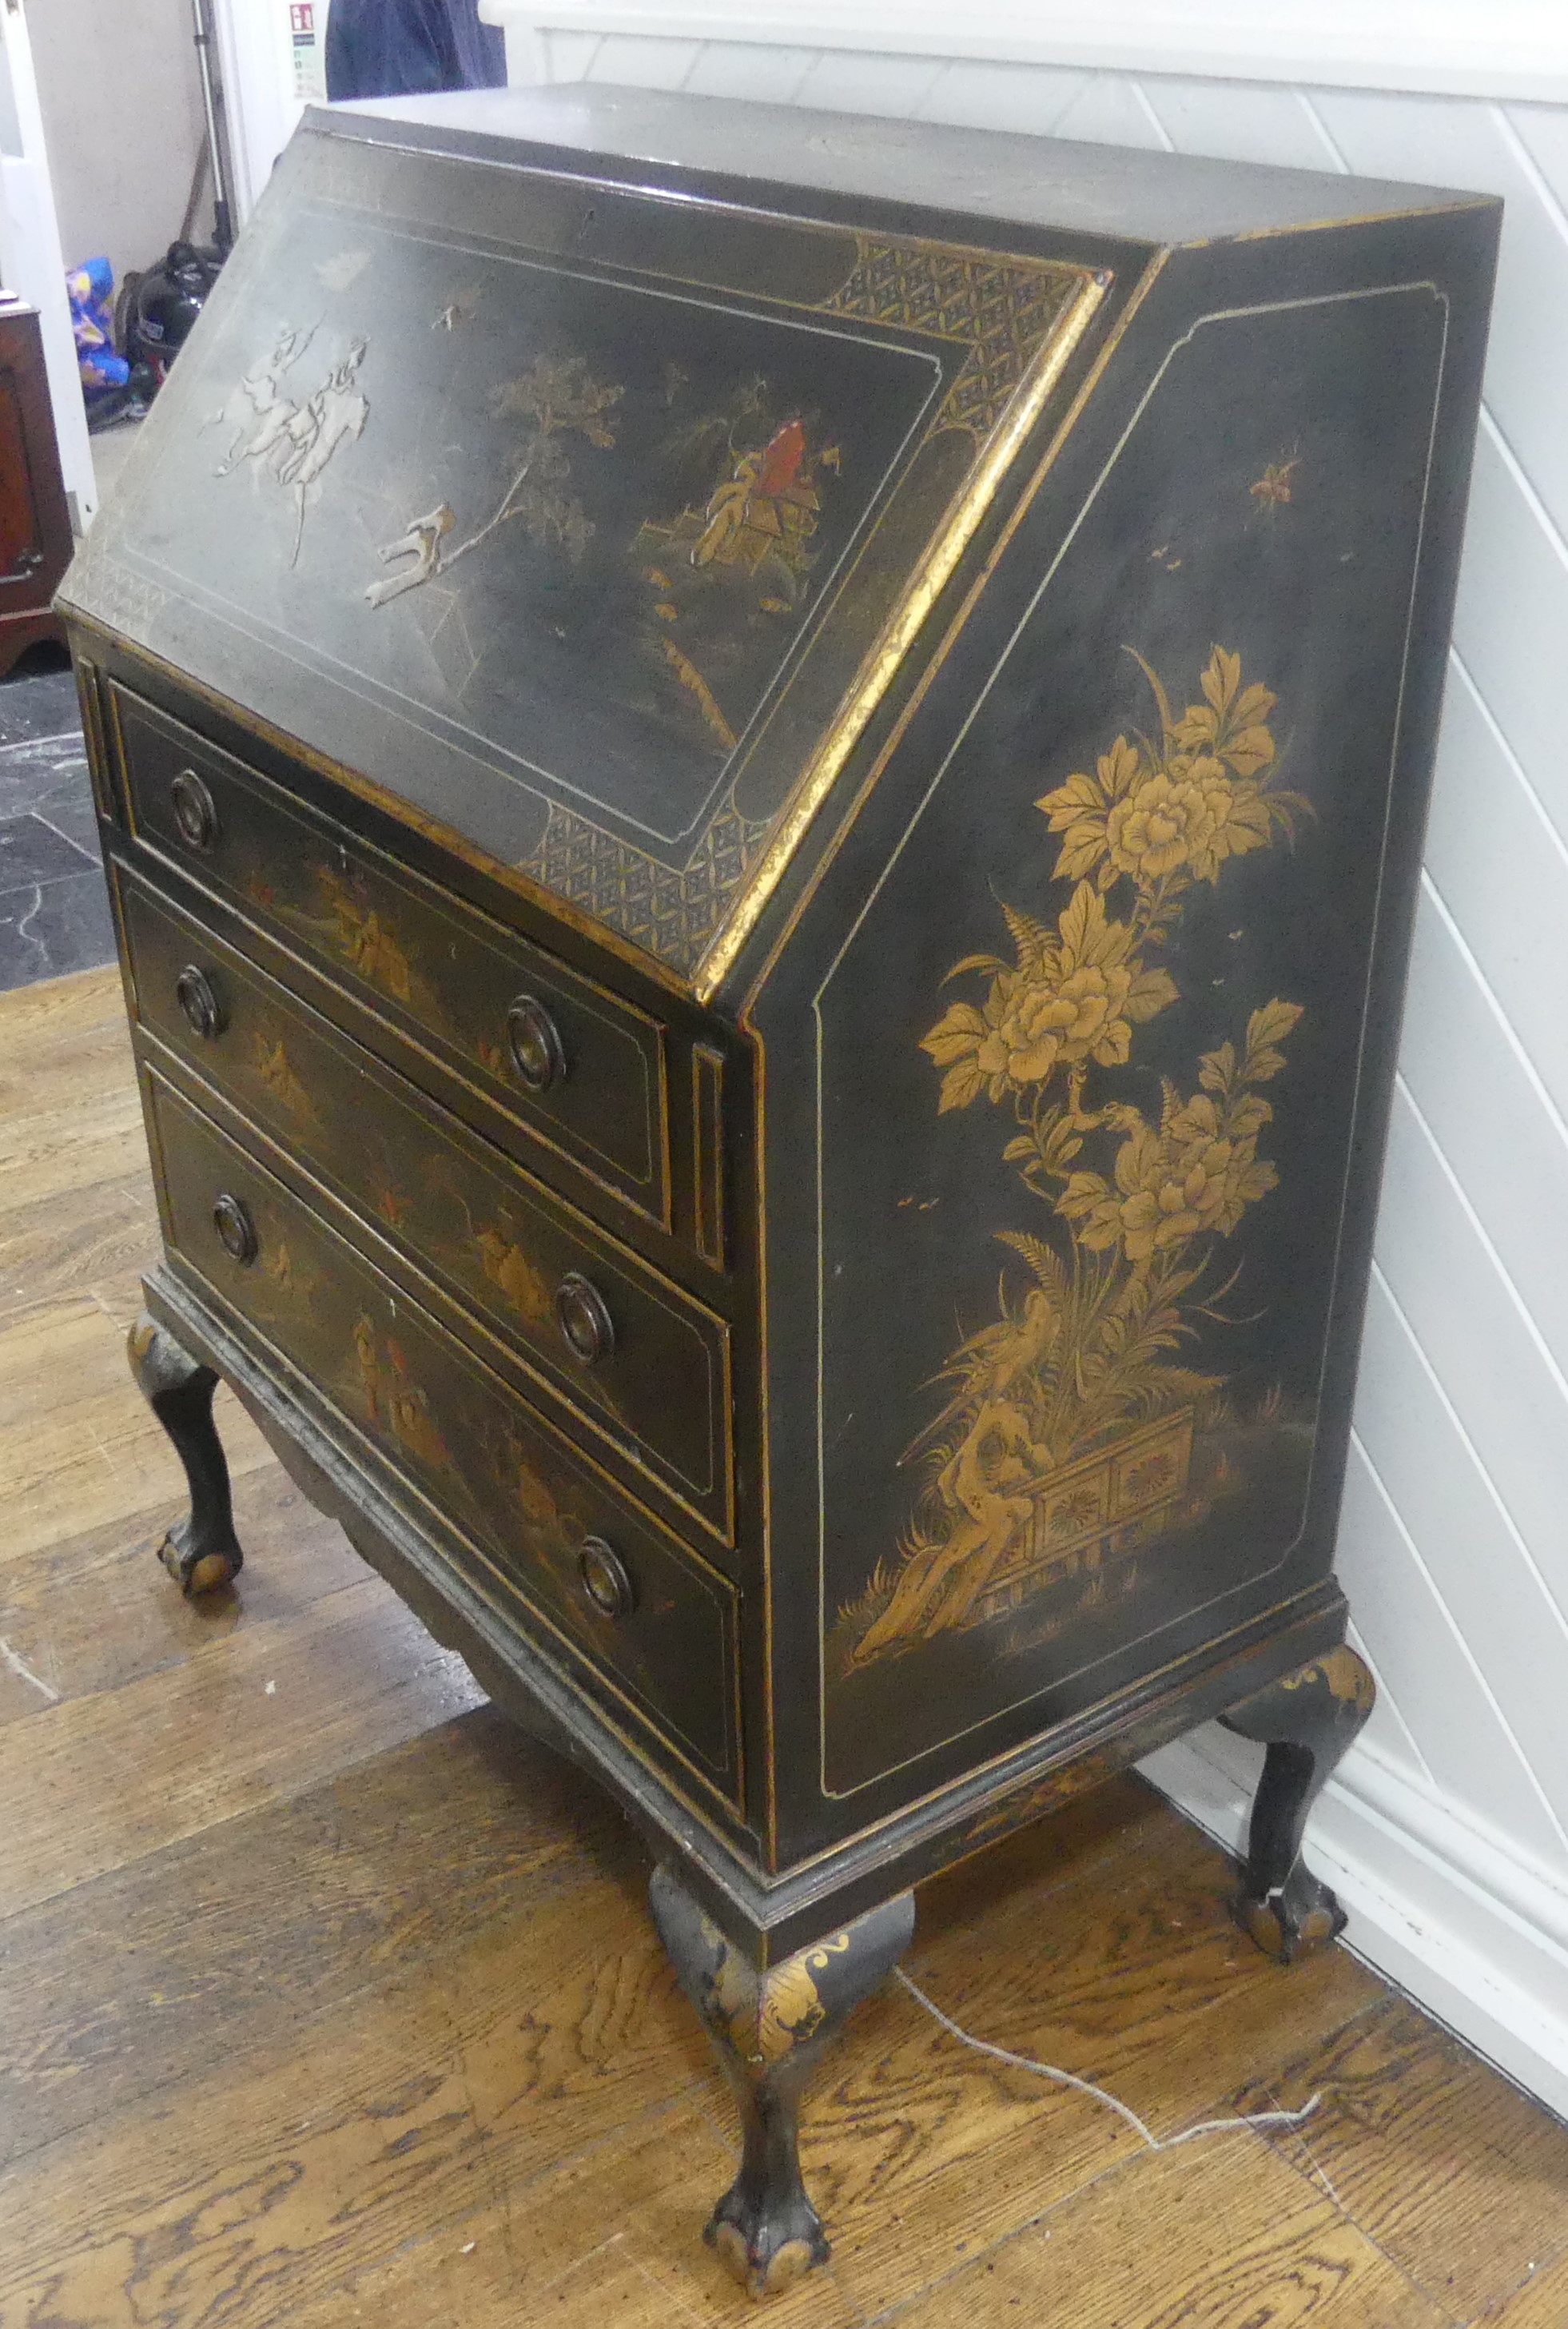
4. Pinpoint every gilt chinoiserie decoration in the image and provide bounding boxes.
[61,82,1498,2299]
[848,644,1305,1669]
